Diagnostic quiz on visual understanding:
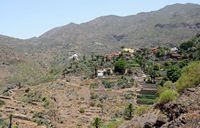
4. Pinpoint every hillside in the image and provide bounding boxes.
[0,3,200,87]
[0,2,200,128]
[33,3,200,55]
[0,4,200,57]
